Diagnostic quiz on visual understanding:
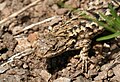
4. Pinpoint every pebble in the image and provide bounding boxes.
[0,66,9,74]
[40,70,51,82]
[61,69,69,77]
[92,80,102,82]
[7,69,17,75]
[113,64,120,78]
[117,37,120,46]
[110,44,118,50]
[56,8,68,15]
[1,7,11,18]
[1,53,7,60]
[27,32,38,43]
[103,43,110,48]
[23,0,31,5]
[108,70,114,77]
[53,77,71,82]
[23,63,28,69]
[94,71,107,80]
[0,1,6,10]
[51,4,58,10]
[65,0,80,8]
[15,37,31,52]
[110,76,120,82]
[12,26,23,35]
[101,62,112,71]
[73,76,91,82]
[88,69,98,77]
